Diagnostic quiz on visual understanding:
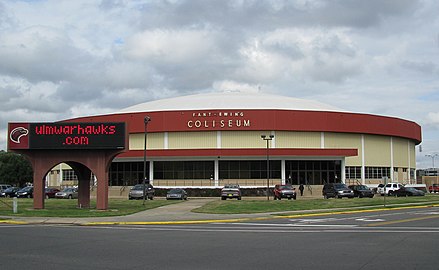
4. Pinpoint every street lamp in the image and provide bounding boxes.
[261,134,274,200]
[426,153,439,168]
[143,116,151,205]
